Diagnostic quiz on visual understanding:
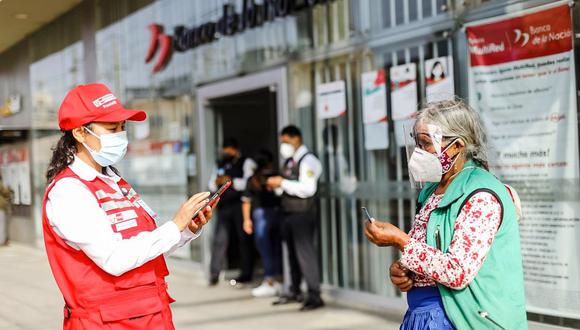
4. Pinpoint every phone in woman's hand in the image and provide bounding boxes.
[192,180,232,222]
[361,207,374,223]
